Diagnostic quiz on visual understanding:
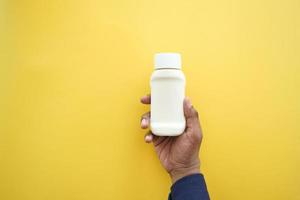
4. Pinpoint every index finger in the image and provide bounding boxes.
[140,94,151,104]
